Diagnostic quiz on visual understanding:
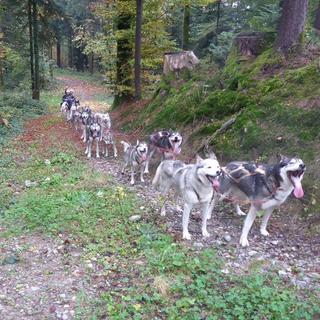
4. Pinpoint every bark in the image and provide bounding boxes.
[314,0,320,31]
[113,11,133,107]
[32,0,40,100]
[134,0,143,100]
[68,29,73,68]
[56,39,61,68]
[275,0,308,53]
[28,0,35,95]
[215,0,221,45]
[182,4,190,50]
